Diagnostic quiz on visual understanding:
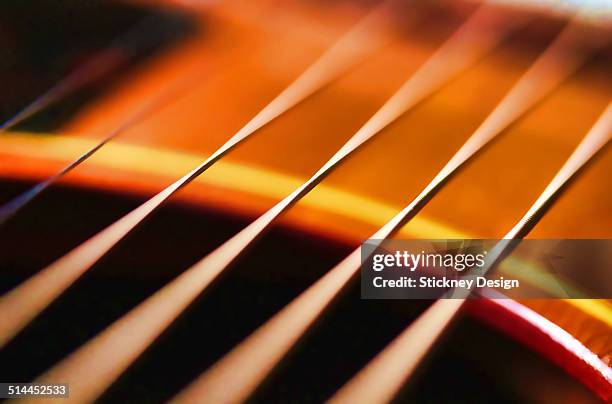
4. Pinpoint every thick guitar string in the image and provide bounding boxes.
[0,15,162,132]
[330,102,612,404]
[173,16,608,404]
[0,4,388,349]
[30,5,531,403]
